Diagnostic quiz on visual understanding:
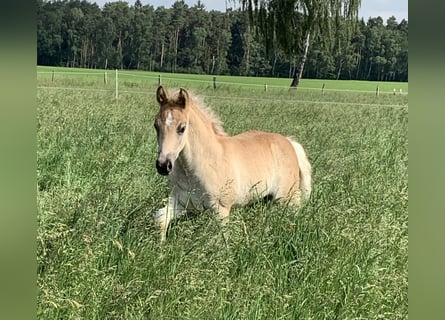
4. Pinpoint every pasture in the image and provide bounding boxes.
[37,68,408,319]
